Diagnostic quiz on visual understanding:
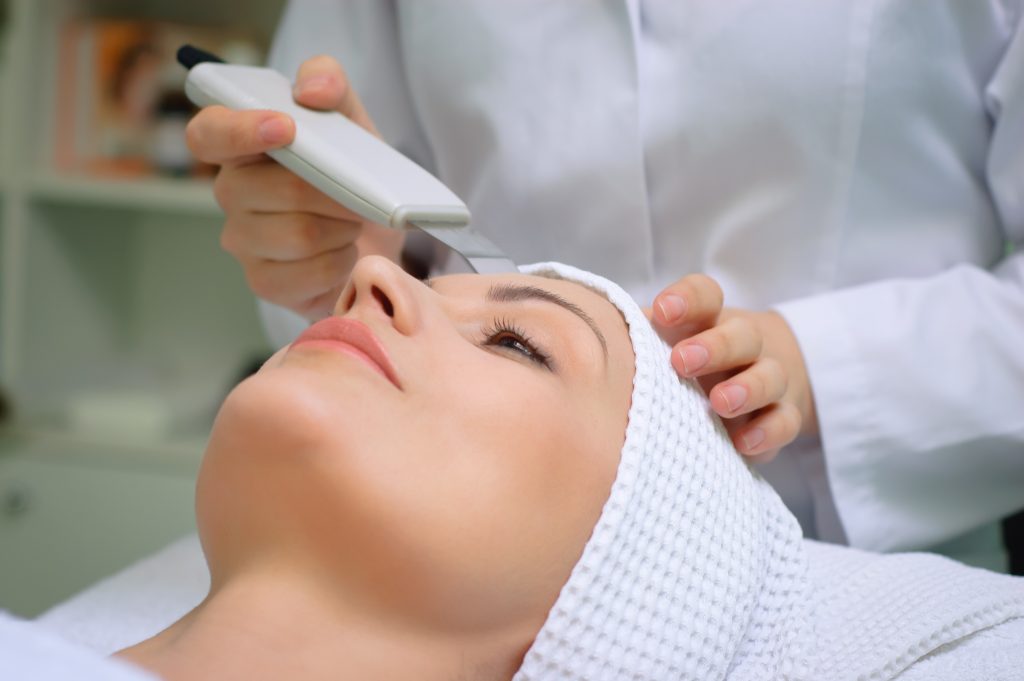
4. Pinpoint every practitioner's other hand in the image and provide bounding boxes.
[186,54,404,322]
[648,275,816,463]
